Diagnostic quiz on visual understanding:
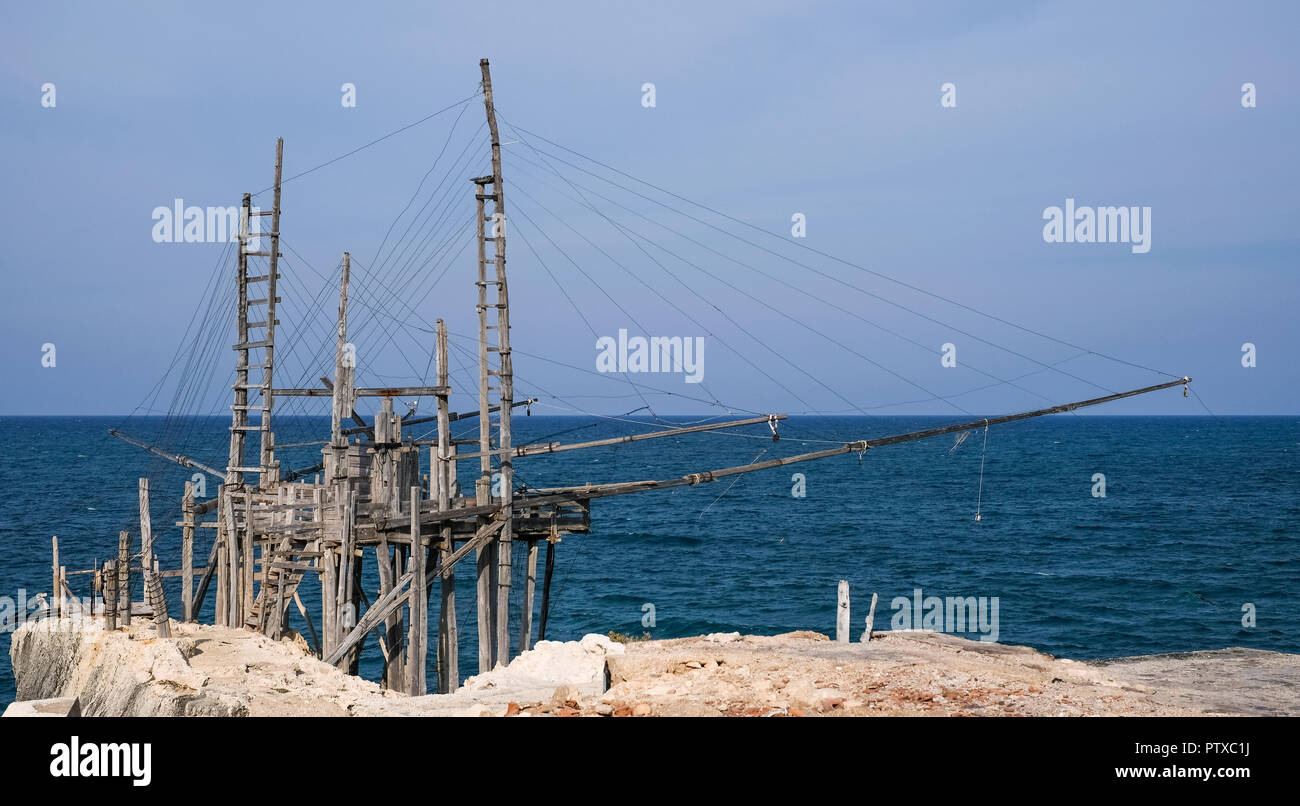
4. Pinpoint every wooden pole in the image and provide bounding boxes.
[408,485,427,695]
[258,137,284,487]
[329,252,352,481]
[138,478,152,570]
[223,490,240,627]
[103,561,117,630]
[481,57,515,669]
[117,530,131,627]
[538,536,555,641]
[519,538,537,652]
[435,319,457,693]
[227,192,251,488]
[51,536,60,619]
[215,500,227,625]
[473,174,496,673]
[242,494,254,626]
[144,569,171,638]
[182,481,195,621]
[453,414,789,462]
[861,592,879,643]
[836,580,850,643]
